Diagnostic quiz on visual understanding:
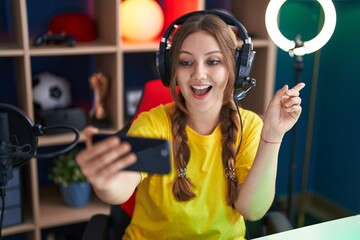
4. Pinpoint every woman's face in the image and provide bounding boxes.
[176,30,229,114]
